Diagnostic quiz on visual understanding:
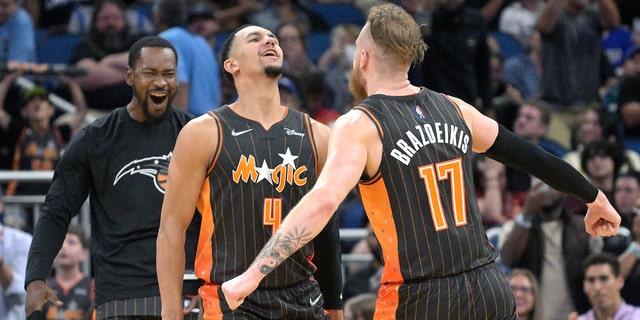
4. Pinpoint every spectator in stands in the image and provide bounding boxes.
[186,2,220,52]
[507,268,541,320]
[568,253,640,320]
[278,76,302,111]
[408,0,492,112]
[0,0,36,63]
[0,220,32,320]
[398,0,432,28]
[67,0,155,36]
[1,74,87,233]
[210,0,263,33]
[69,0,141,113]
[299,71,340,126]
[343,224,382,301]
[464,0,513,31]
[42,225,93,320]
[276,22,319,100]
[343,292,376,320]
[564,108,640,175]
[473,154,525,229]
[513,99,566,157]
[497,0,544,46]
[536,0,619,149]
[613,171,640,231]
[153,0,222,115]
[317,23,359,113]
[500,180,604,320]
[616,73,640,154]
[249,0,328,35]
[618,213,640,306]
[564,139,627,216]
[502,30,541,101]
